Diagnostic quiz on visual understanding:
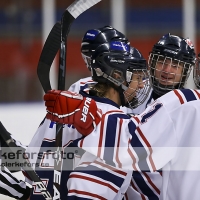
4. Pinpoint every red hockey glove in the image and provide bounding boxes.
[44,90,102,136]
